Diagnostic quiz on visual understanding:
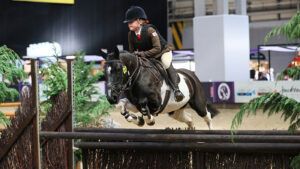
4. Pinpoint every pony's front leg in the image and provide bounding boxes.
[116,98,144,126]
[139,103,155,126]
